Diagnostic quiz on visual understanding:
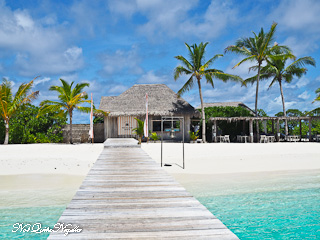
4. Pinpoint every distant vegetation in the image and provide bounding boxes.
[0,78,39,144]
[202,106,320,142]
[38,78,106,144]
[0,103,66,143]
[202,106,253,141]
